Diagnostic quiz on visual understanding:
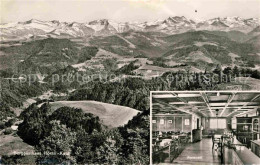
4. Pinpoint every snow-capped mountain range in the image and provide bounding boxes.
[1,16,259,41]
